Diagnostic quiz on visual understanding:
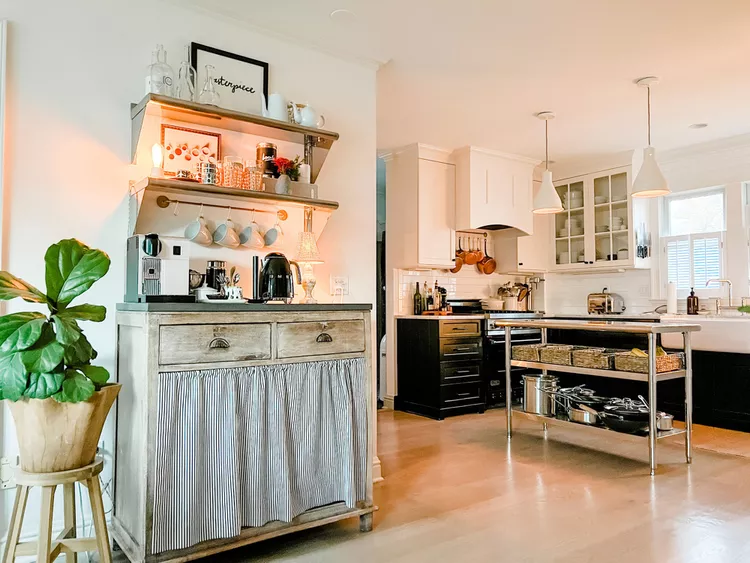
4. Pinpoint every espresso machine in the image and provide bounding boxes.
[125,234,194,303]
